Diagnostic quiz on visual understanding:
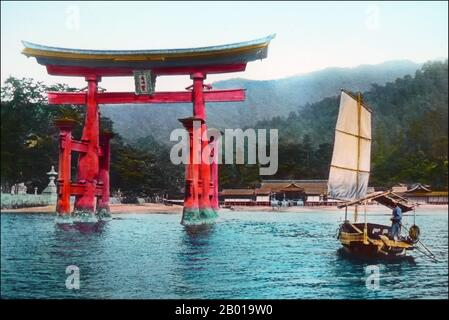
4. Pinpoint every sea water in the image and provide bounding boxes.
[1,209,447,299]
